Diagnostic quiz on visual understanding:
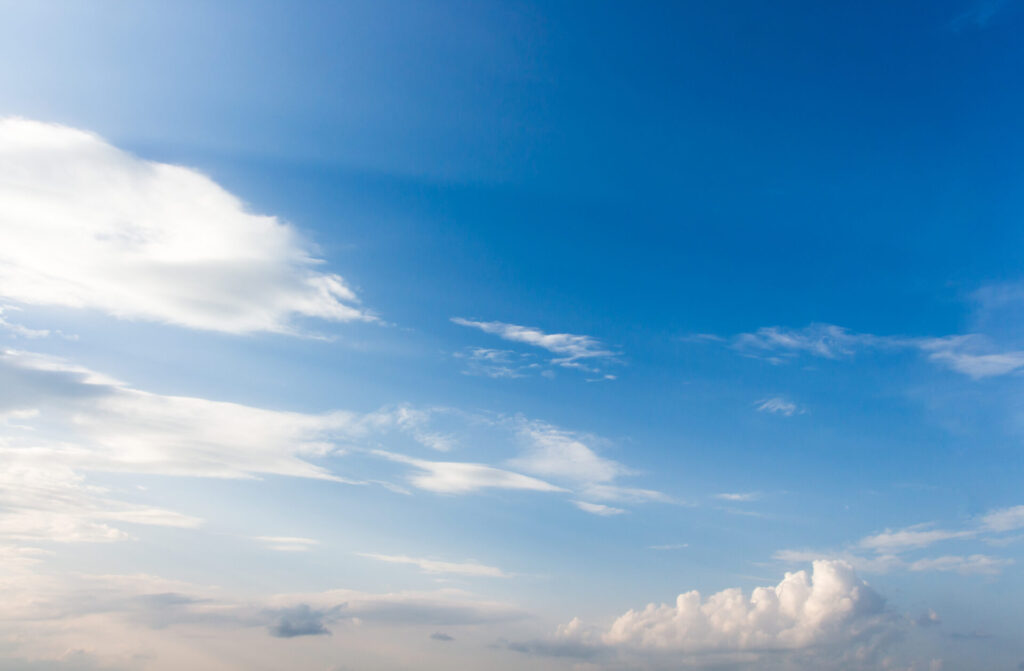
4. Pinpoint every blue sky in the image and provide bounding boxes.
[1,1,1024,670]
